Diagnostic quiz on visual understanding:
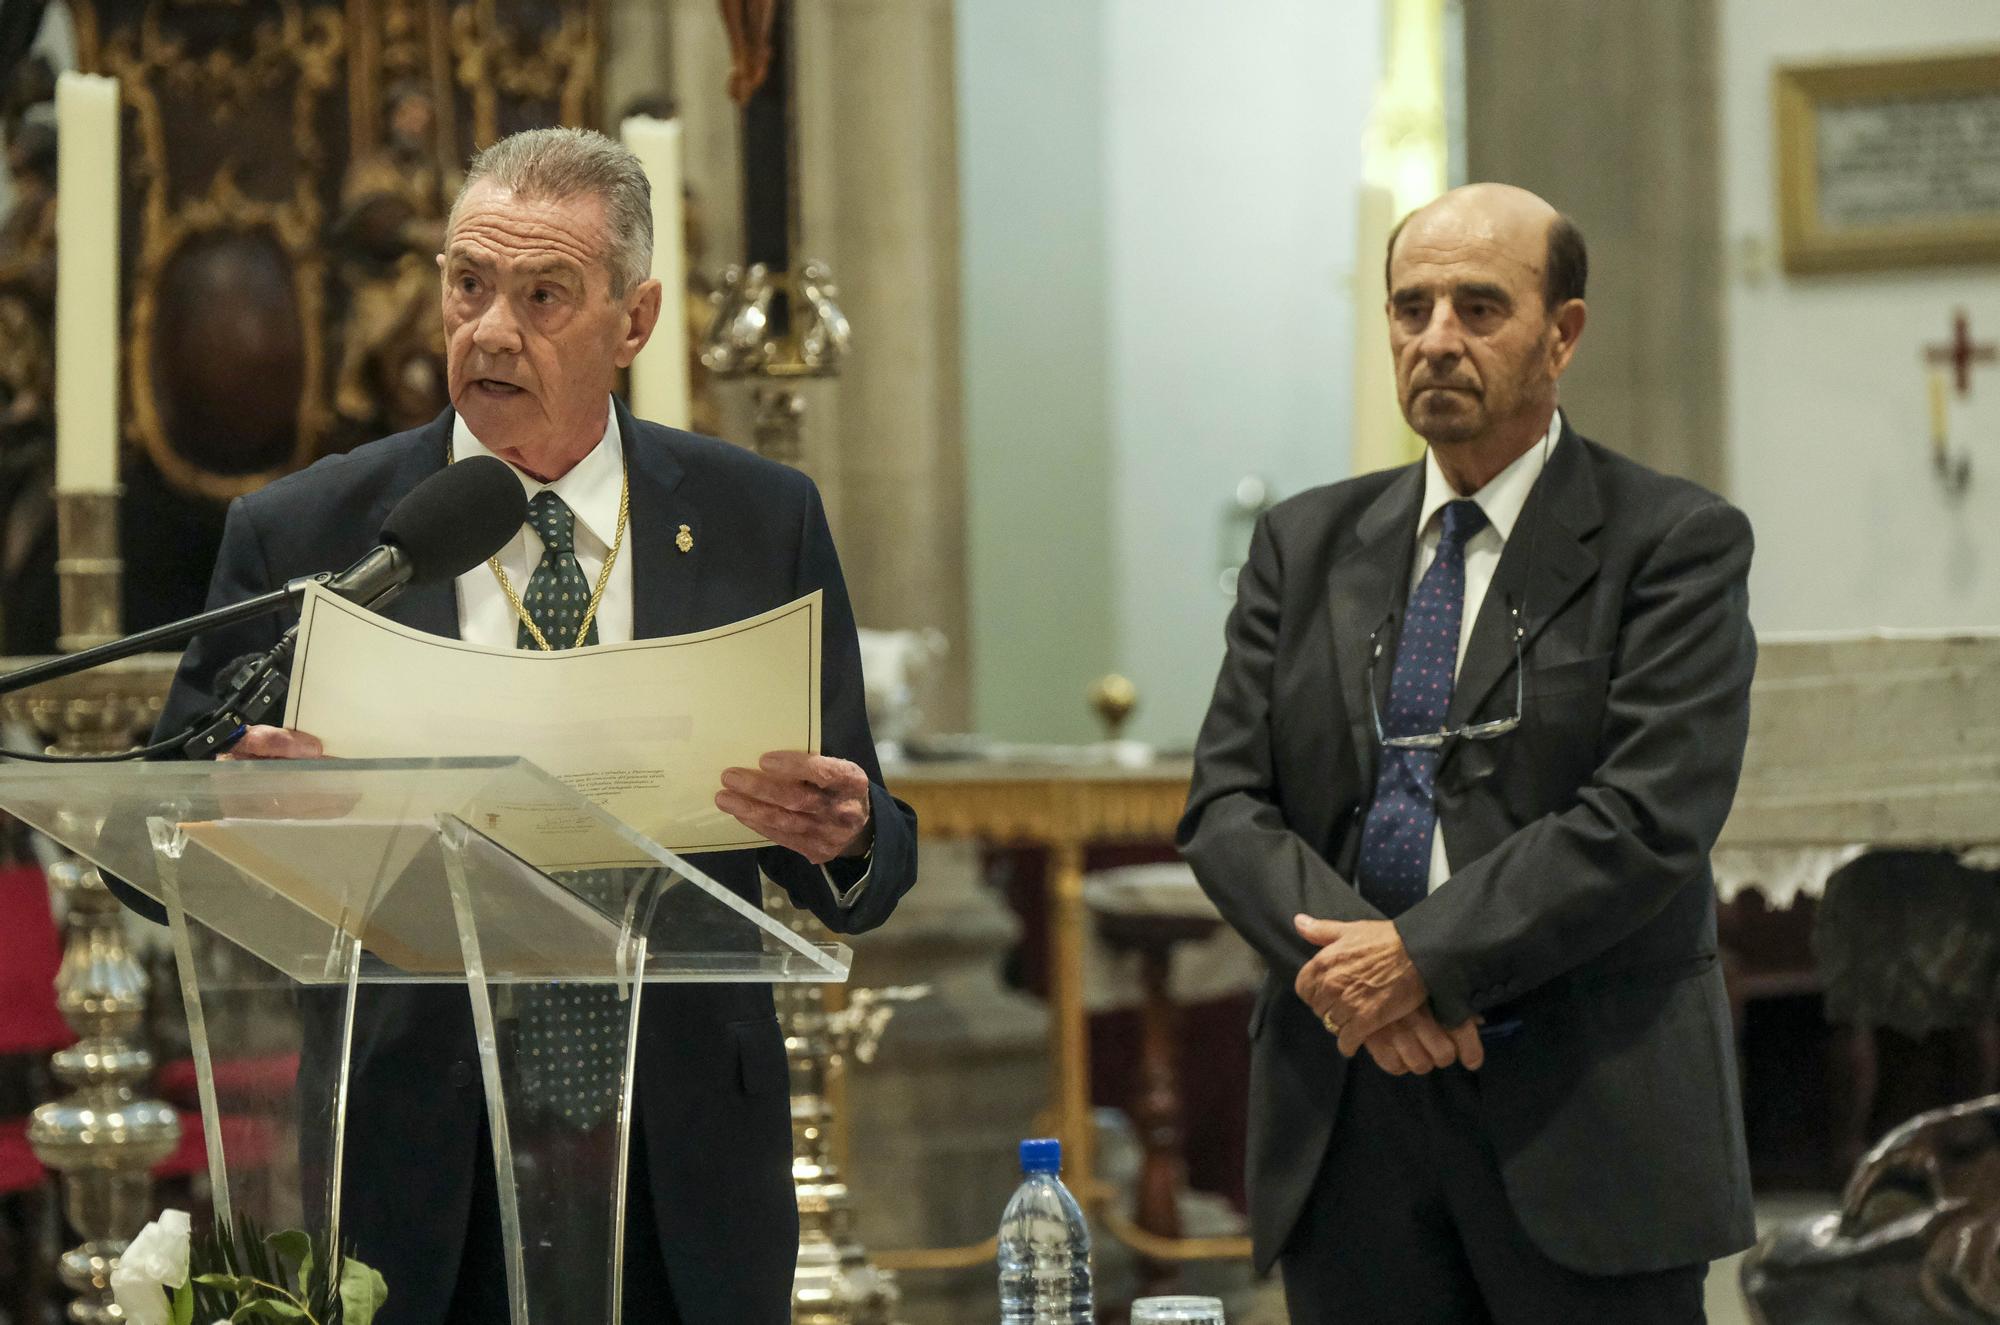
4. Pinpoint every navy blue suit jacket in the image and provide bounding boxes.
[135,401,918,1323]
